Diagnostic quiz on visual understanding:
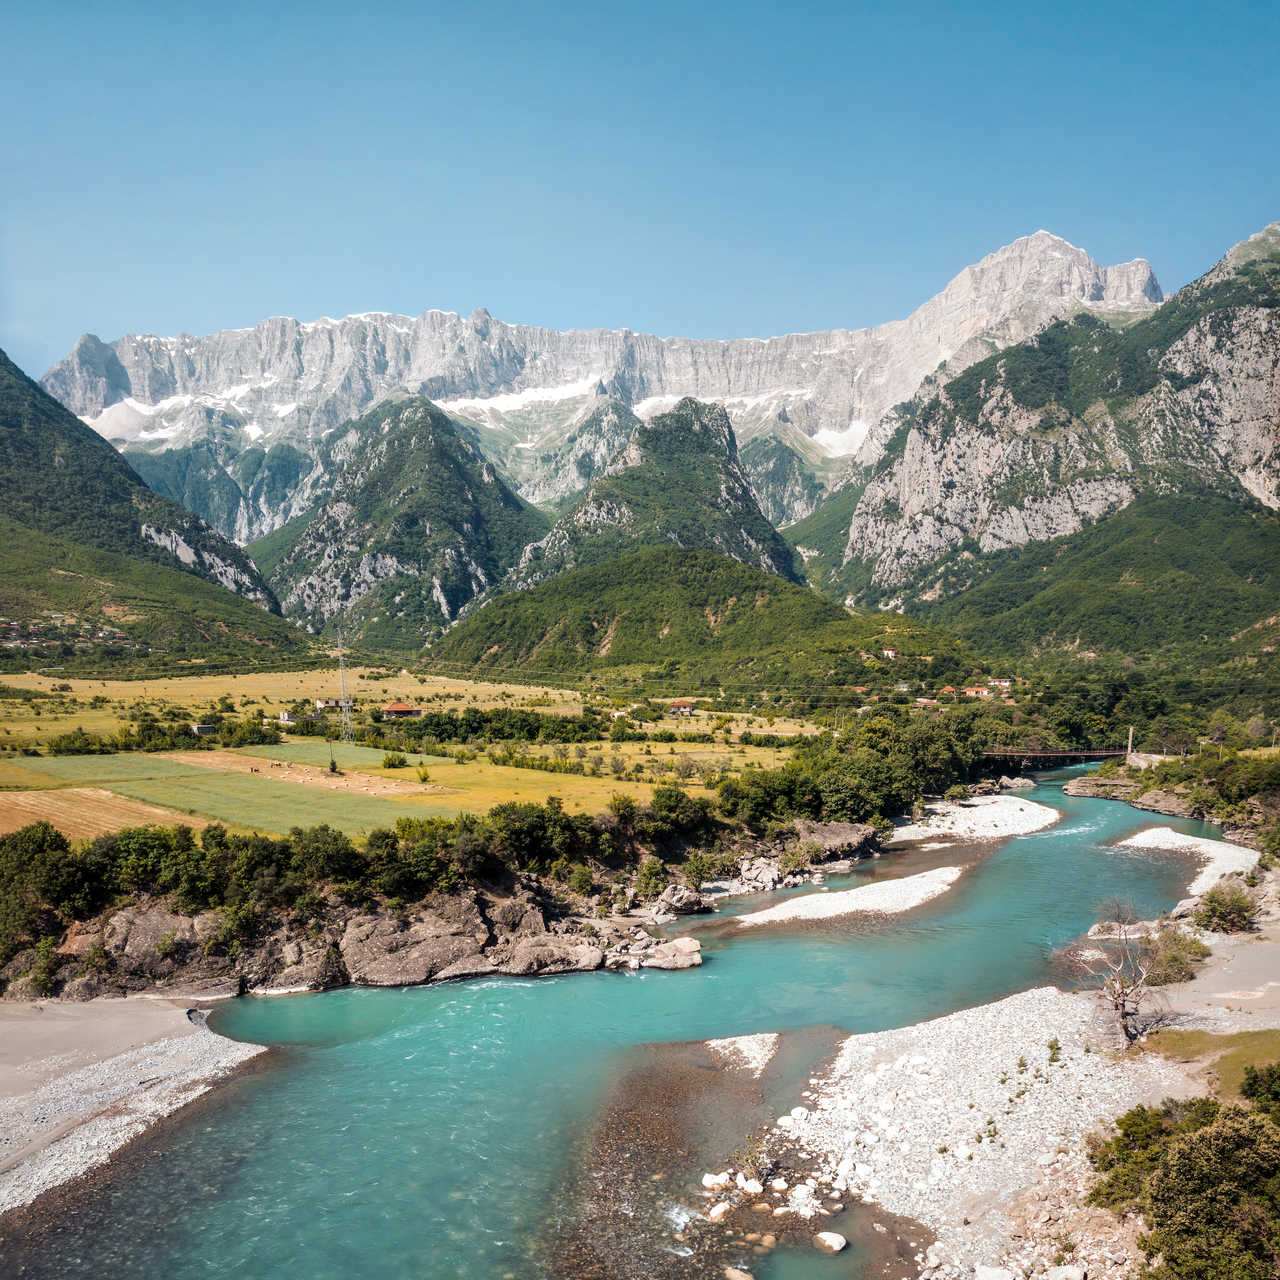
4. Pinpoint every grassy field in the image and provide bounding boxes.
[1145,1027,1280,1097]
[4,754,214,786]
[105,772,431,836]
